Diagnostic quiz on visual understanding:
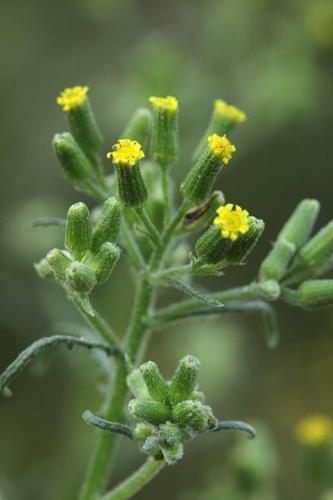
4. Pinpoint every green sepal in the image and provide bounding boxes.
[226,216,265,264]
[159,422,183,446]
[91,197,121,252]
[46,248,72,280]
[299,279,333,309]
[150,108,178,168]
[34,257,54,279]
[172,400,217,432]
[278,199,320,249]
[127,369,151,400]
[178,191,225,235]
[115,164,148,207]
[168,355,201,405]
[128,399,170,426]
[122,108,152,147]
[160,442,184,465]
[140,361,169,402]
[133,422,156,446]
[195,224,232,264]
[181,147,224,204]
[65,262,97,294]
[67,98,103,157]
[260,237,296,282]
[65,202,92,260]
[87,242,120,285]
[53,132,91,183]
